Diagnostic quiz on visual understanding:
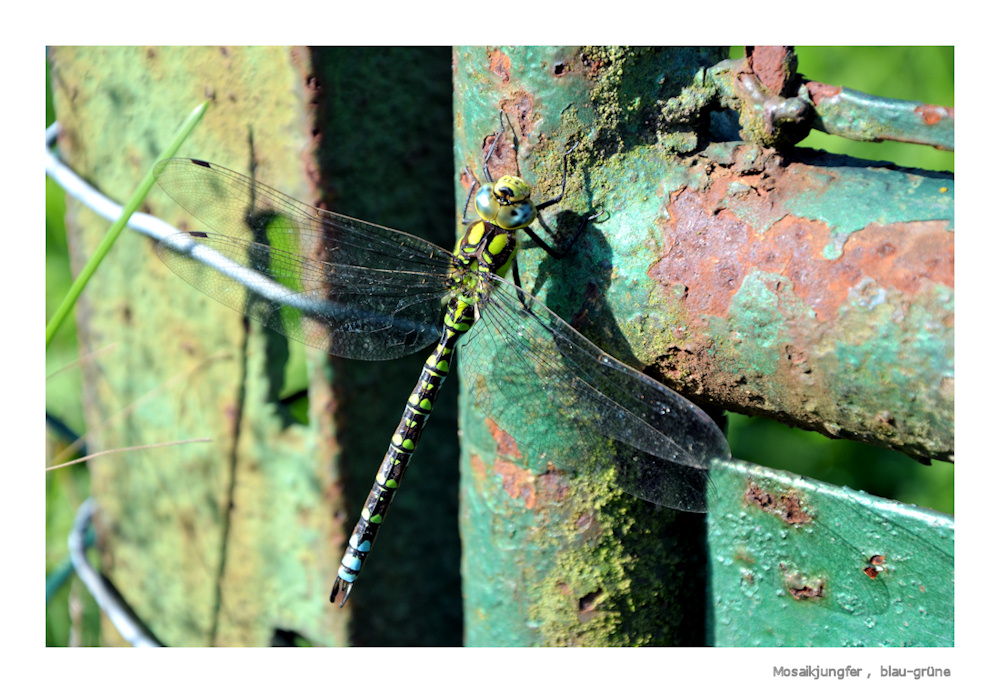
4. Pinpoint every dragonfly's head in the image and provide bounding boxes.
[475,175,537,230]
